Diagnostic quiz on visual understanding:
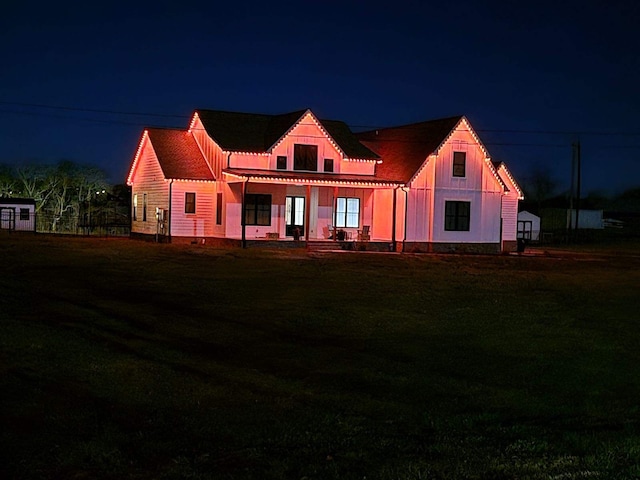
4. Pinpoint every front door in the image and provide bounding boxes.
[285,196,305,237]
[0,208,14,230]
